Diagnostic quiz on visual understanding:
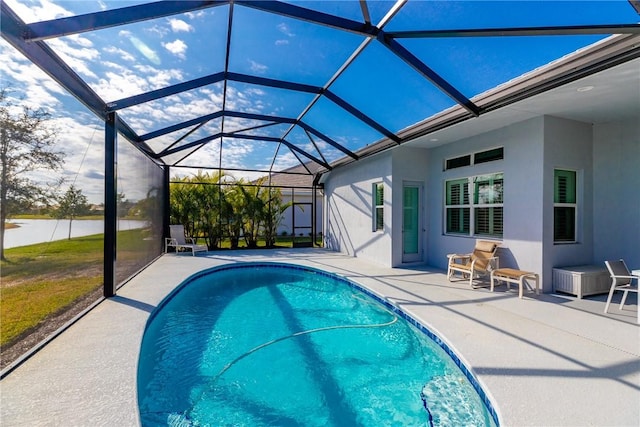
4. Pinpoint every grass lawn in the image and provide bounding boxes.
[1,228,321,350]
[1,234,105,347]
[0,227,156,348]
